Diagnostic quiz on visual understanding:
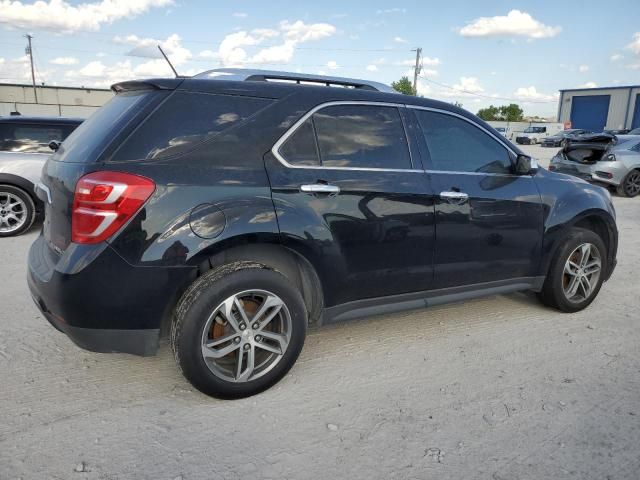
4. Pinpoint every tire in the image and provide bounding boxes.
[616,169,640,197]
[0,184,36,237]
[531,138,537,145]
[171,261,307,399]
[537,228,607,313]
